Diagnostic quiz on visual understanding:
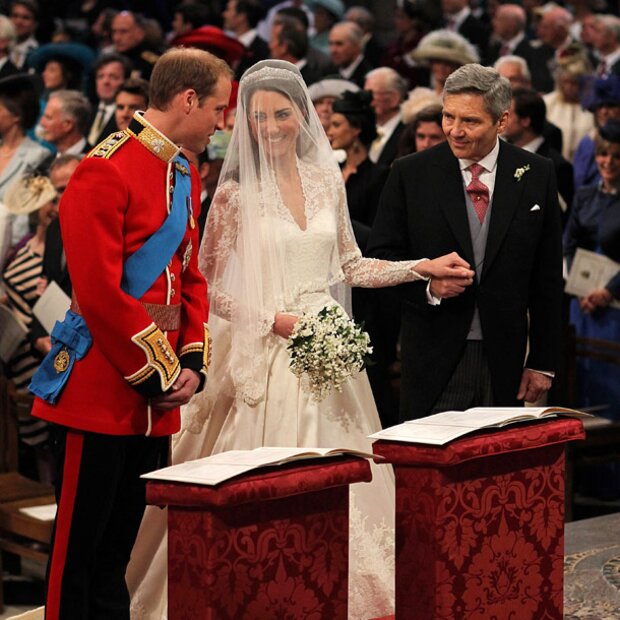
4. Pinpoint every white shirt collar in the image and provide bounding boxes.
[446,6,471,28]
[521,136,545,153]
[378,112,401,135]
[238,29,257,48]
[339,54,364,80]
[502,32,525,51]
[603,47,620,67]
[63,137,87,157]
[458,138,500,173]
